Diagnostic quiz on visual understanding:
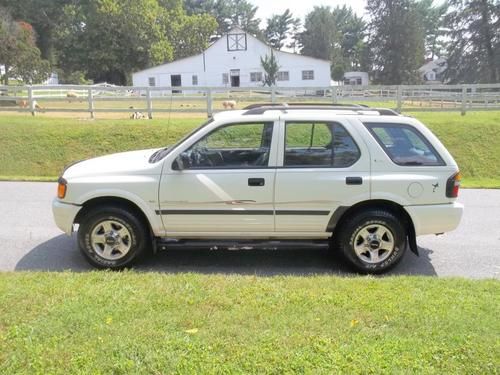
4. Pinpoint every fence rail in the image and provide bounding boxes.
[1,83,499,118]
